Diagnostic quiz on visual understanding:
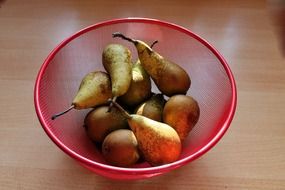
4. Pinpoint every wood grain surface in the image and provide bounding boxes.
[0,0,285,189]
